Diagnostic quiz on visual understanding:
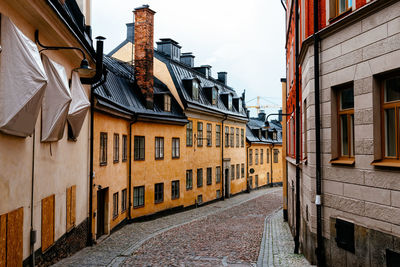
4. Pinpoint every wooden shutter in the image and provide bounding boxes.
[66,185,77,231]
[0,208,23,267]
[0,214,6,267]
[42,195,55,252]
